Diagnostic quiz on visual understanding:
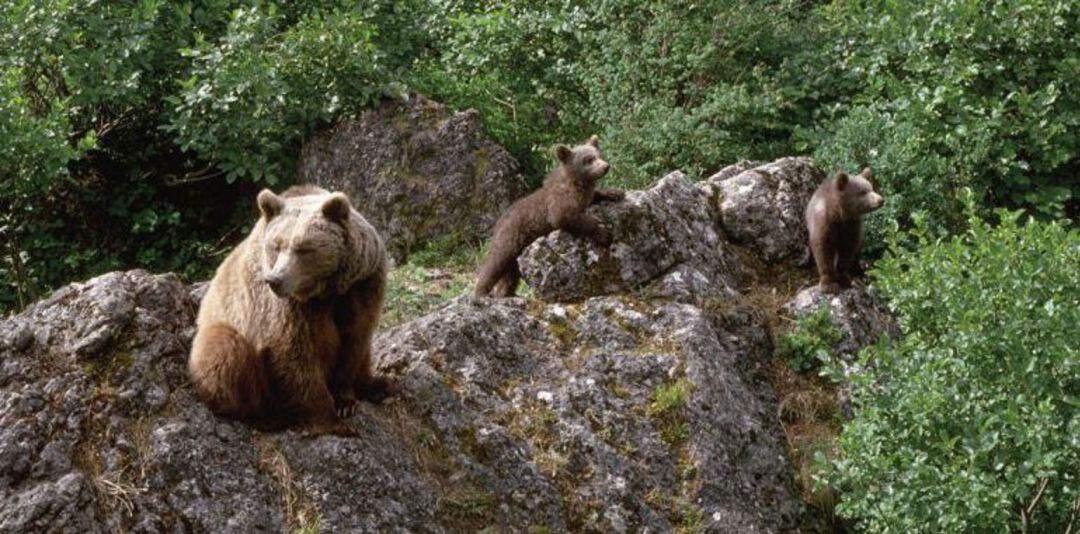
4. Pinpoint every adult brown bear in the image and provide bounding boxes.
[189,185,388,436]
